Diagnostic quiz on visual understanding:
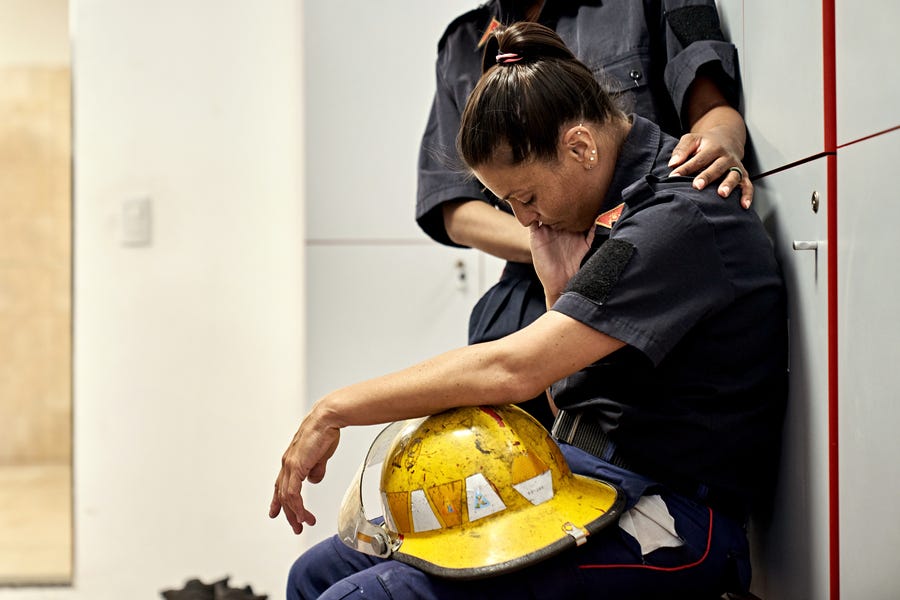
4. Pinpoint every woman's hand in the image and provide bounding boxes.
[268,406,341,534]
[669,123,753,209]
[530,223,594,307]
[674,77,752,210]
